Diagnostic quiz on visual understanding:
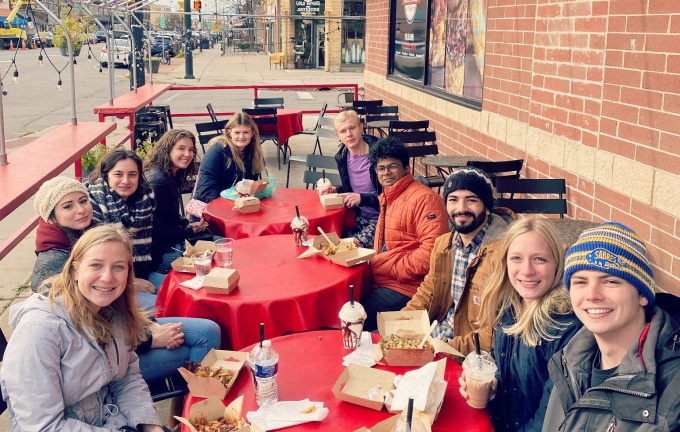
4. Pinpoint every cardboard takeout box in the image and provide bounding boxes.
[170,240,217,273]
[236,179,269,197]
[332,364,396,411]
[233,196,261,213]
[298,232,375,267]
[174,396,263,432]
[203,268,240,294]
[320,193,344,210]
[372,311,463,366]
[171,256,196,273]
[178,349,248,399]
[385,358,447,424]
